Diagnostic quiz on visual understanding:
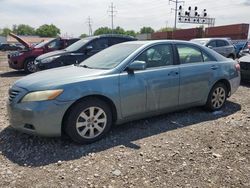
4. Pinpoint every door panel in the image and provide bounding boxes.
[119,66,180,118]
[143,67,179,111]
[176,44,219,106]
[119,72,147,117]
[179,62,217,105]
